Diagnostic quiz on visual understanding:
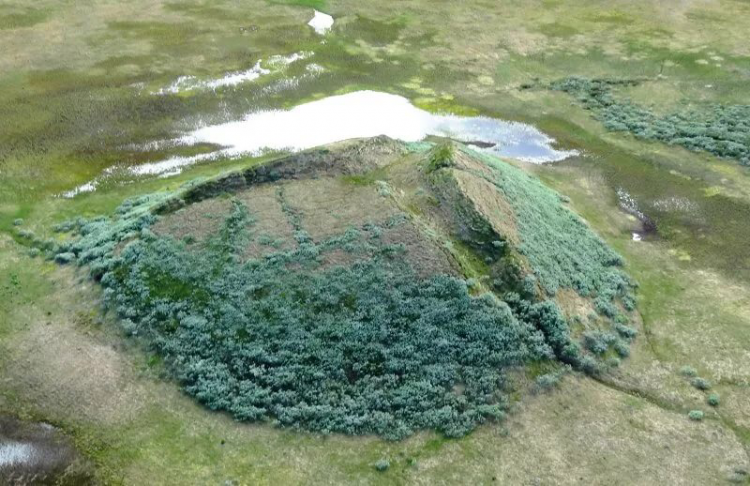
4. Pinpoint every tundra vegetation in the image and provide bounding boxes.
[550,77,750,166]
[31,142,636,439]
[2,0,750,484]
